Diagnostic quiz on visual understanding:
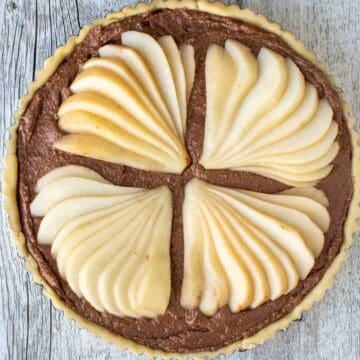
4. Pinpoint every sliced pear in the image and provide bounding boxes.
[201,41,338,187]
[180,44,195,102]
[158,36,187,132]
[59,110,178,164]
[226,189,324,256]
[280,187,329,207]
[181,180,330,315]
[210,186,315,279]
[35,165,108,192]
[231,58,306,154]
[78,209,144,313]
[57,36,193,174]
[252,143,339,175]
[130,253,171,317]
[31,166,172,318]
[98,44,176,135]
[122,31,183,137]
[55,196,155,277]
[248,99,333,158]
[204,203,254,312]
[241,83,319,155]
[244,190,330,233]
[70,68,184,151]
[211,195,291,295]
[57,208,123,283]
[181,179,329,316]
[181,185,206,309]
[240,219,299,296]
[83,57,180,140]
[207,203,269,309]
[52,187,159,257]
[201,41,258,162]
[54,133,187,173]
[217,47,288,160]
[30,176,143,216]
[129,200,172,317]
[112,205,163,317]
[59,92,186,159]
[247,123,339,165]
[51,197,149,257]
[60,188,170,318]
[234,165,332,187]
[80,203,156,316]
[199,216,230,316]
[37,193,147,245]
